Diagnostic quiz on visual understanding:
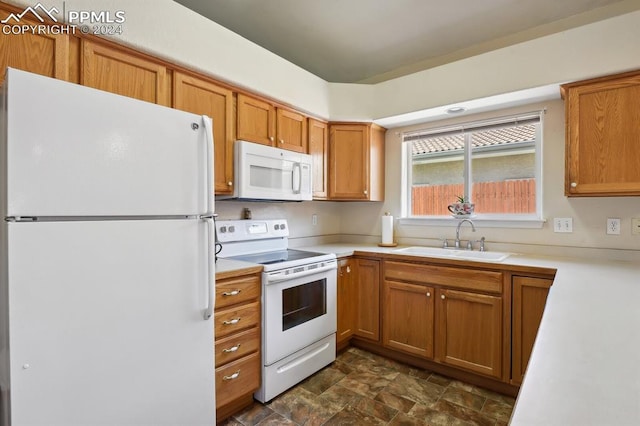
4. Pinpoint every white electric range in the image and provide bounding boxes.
[215,219,337,402]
